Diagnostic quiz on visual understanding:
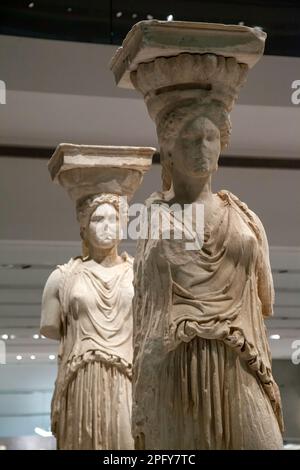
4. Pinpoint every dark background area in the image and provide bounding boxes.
[0,0,300,57]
